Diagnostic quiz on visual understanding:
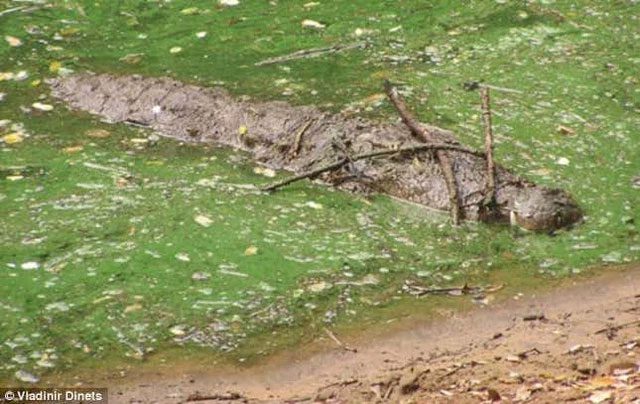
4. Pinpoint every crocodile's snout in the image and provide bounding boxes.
[510,187,582,231]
